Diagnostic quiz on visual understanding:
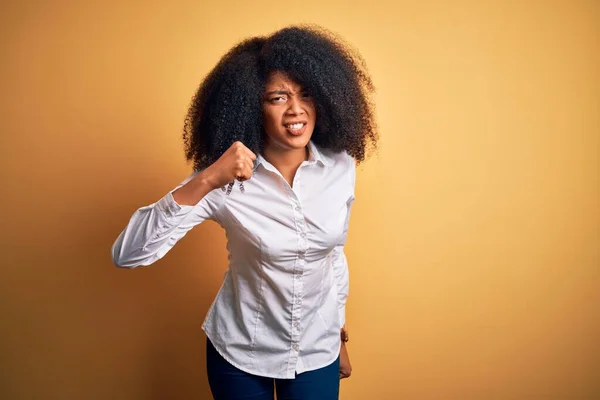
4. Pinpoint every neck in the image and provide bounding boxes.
[263,144,308,169]
[262,143,309,186]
